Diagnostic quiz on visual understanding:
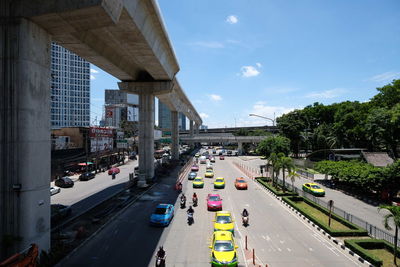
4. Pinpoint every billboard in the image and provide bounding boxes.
[90,137,113,152]
[89,127,113,138]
